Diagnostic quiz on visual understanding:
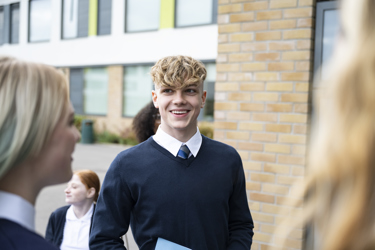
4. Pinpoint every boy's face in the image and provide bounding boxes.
[152,82,207,141]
